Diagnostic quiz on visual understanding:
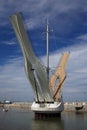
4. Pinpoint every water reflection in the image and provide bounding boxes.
[32,117,64,130]
[61,112,87,130]
[32,112,87,130]
[0,109,87,130]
